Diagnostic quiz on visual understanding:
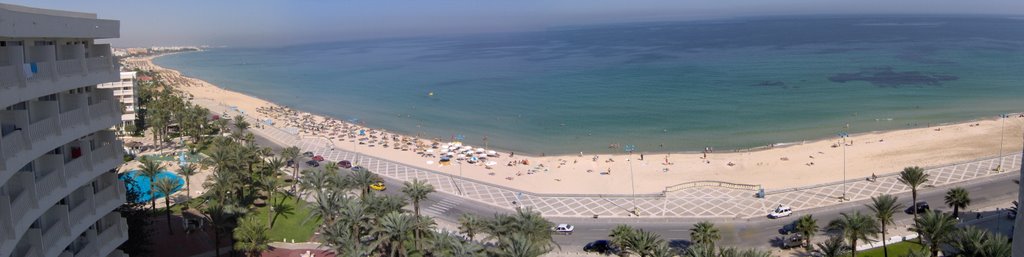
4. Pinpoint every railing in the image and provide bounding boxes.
[41,208,70,252]
[63,156,90,184]
[663,180,761,192]
[1,130,29,161]
[8,175,35,229]
[85,56,112,71]
[25,61,53,81]
[35,168,67,201]
[28,117,60,141]
[0,64,21,89]
[72,242,99,257]
[89,101,119,121]
[55,59,83,76]
[0,194,12,240]
[93,143,122,170]
[96,217,127,256]
[68,196,95,225]
[94,181,123,211]
[59,107,89,129]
